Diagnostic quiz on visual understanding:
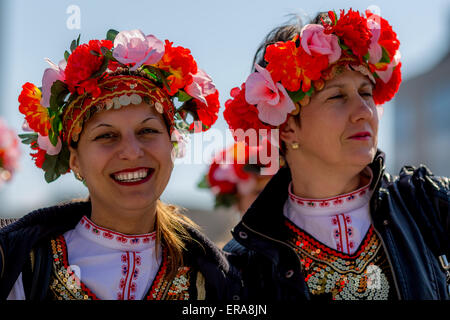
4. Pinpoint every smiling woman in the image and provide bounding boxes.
[0,29,240,301]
